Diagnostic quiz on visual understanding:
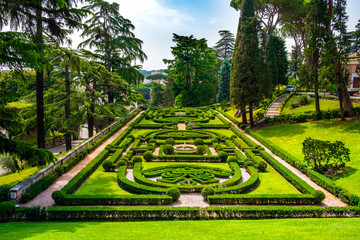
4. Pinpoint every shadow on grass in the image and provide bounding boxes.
[330,166,358,181]
[258,124,308,138]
